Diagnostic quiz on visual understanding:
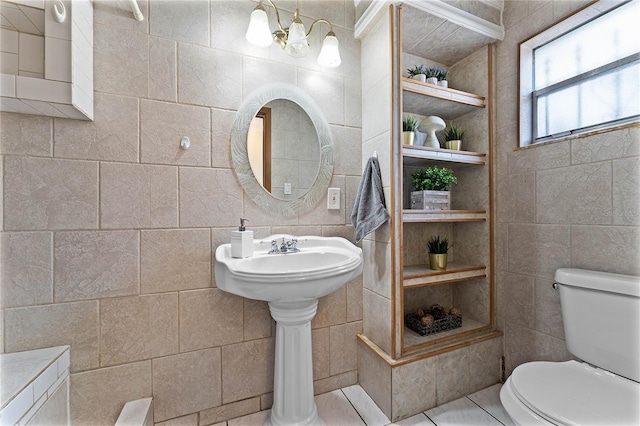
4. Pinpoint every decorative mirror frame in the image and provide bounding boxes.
[231,82,334,216]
